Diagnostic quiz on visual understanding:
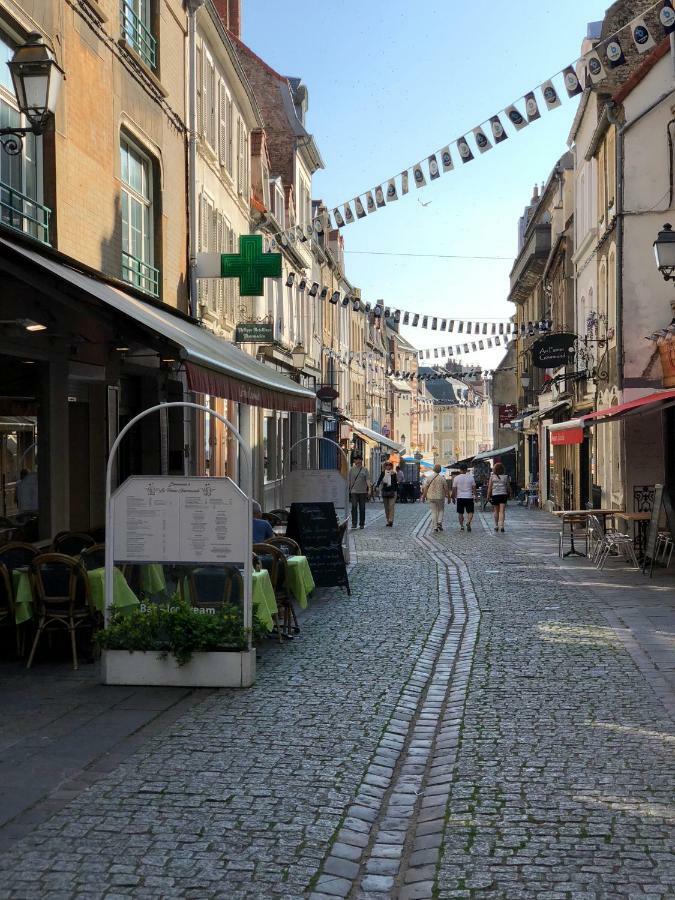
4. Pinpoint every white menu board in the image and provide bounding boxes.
[284,469,347,512]
[112,477,248,564]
